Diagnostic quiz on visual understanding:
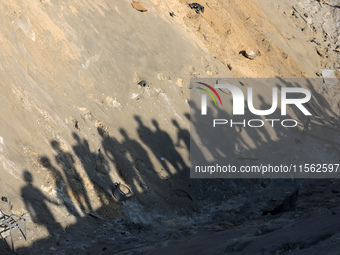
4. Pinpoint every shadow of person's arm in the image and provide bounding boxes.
[44,195,63,207]
[175,133,183,148]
